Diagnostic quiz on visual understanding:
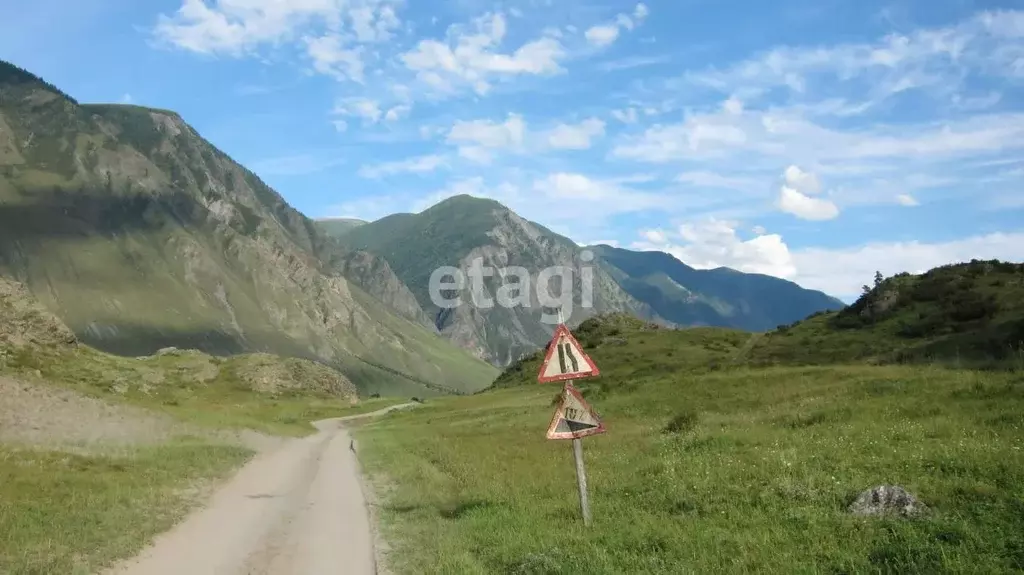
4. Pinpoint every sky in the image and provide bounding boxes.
[1,0,1022,302]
